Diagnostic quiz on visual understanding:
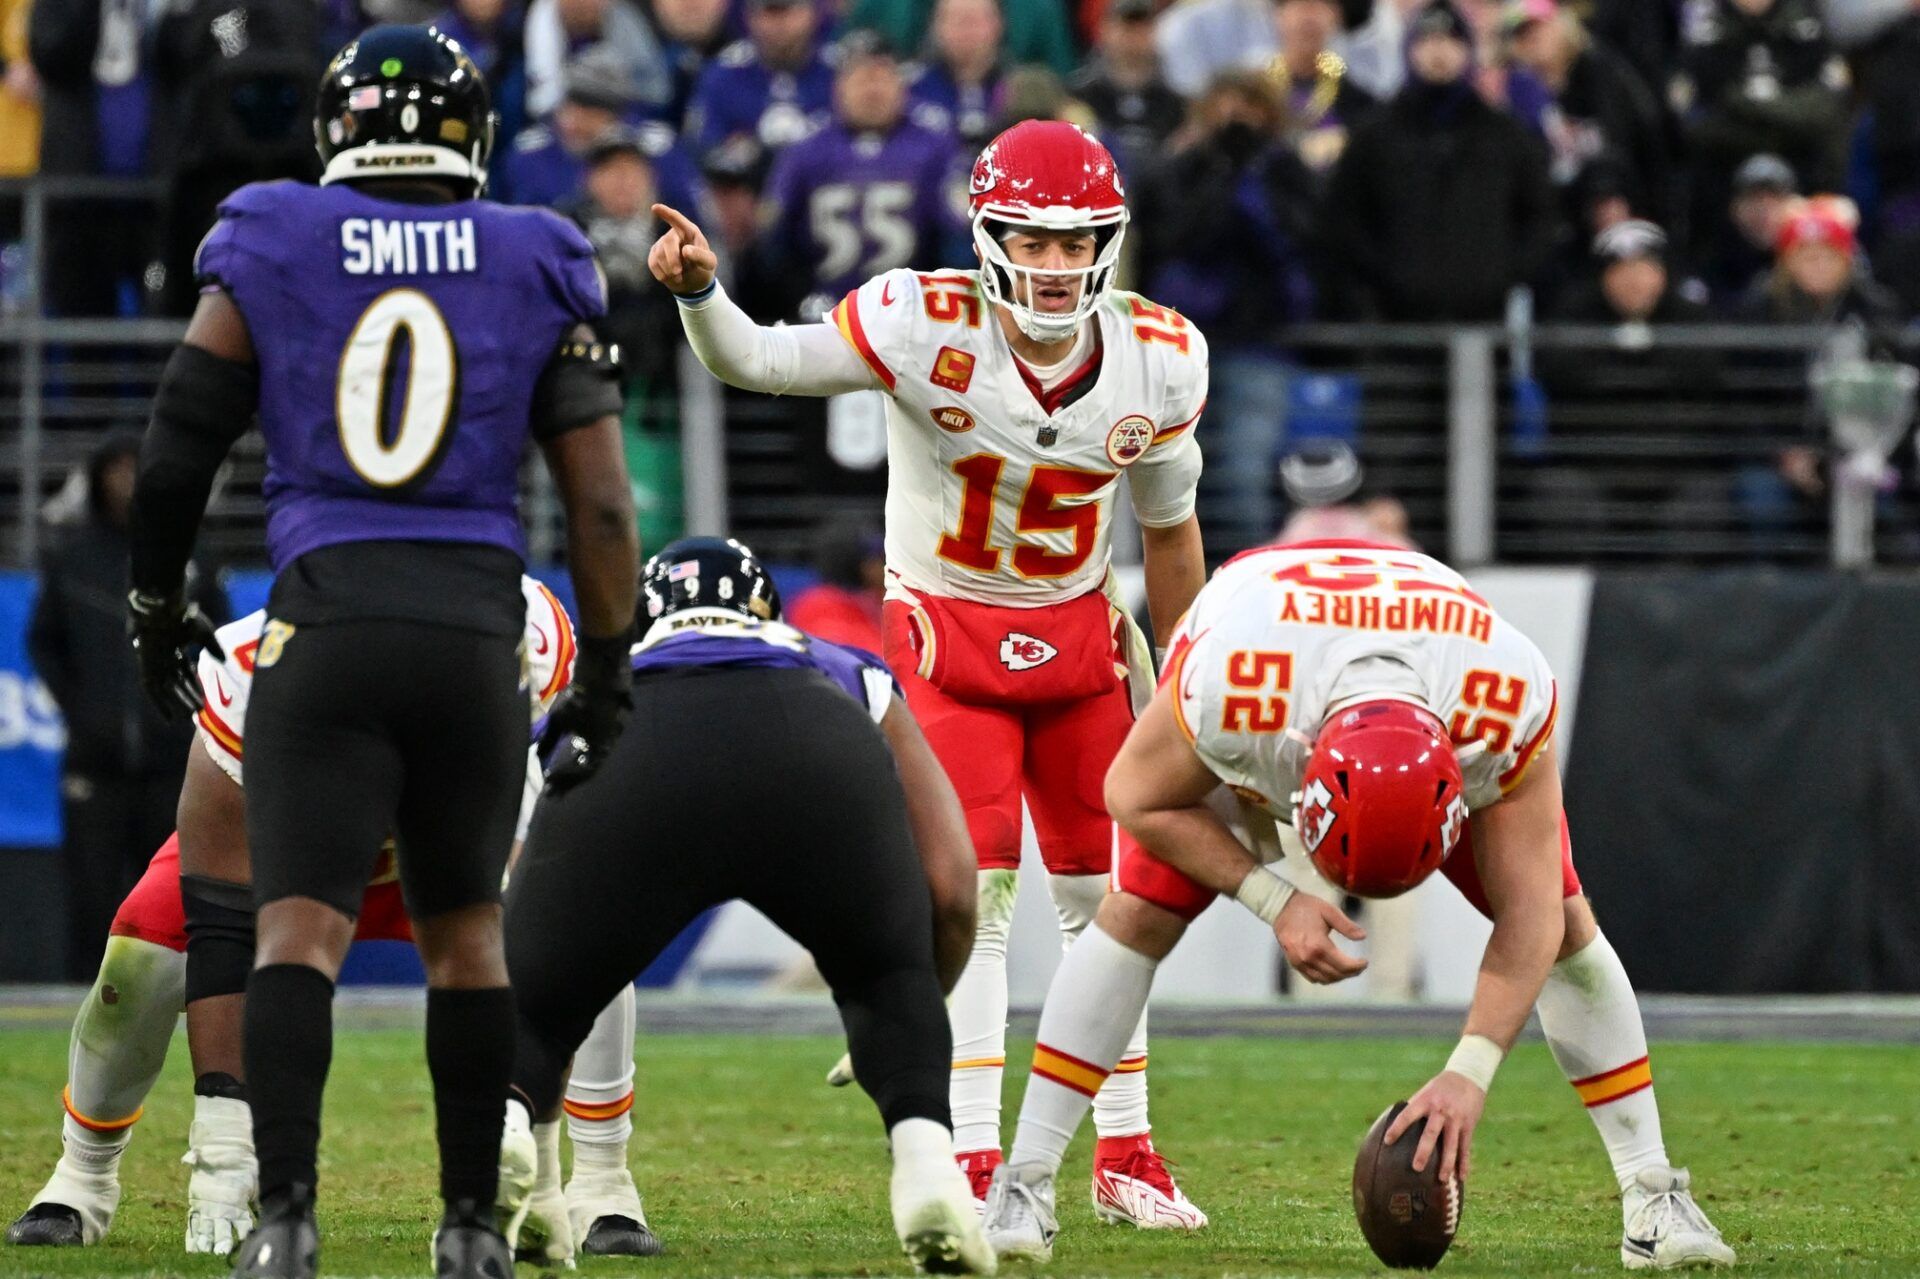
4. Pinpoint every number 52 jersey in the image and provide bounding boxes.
[832,267,1207,607]
[195,180,607,571]
[1167,543,1560,818]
